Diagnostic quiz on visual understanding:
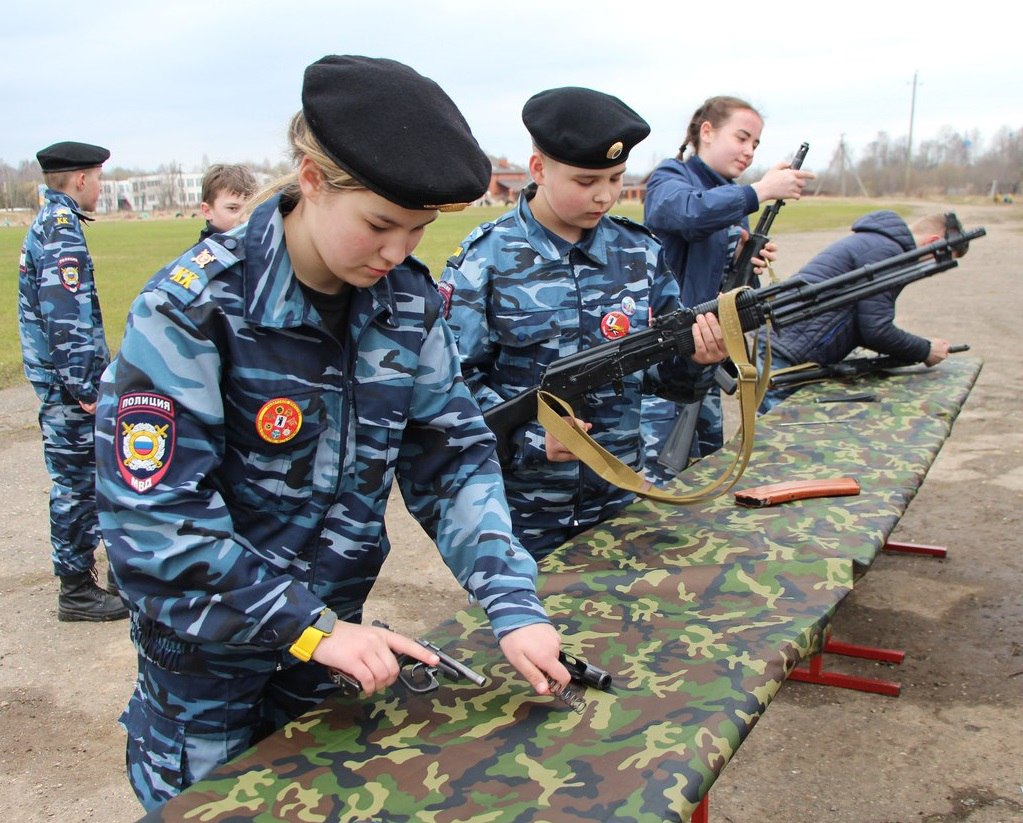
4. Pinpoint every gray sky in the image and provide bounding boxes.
[3,0,1018,176]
